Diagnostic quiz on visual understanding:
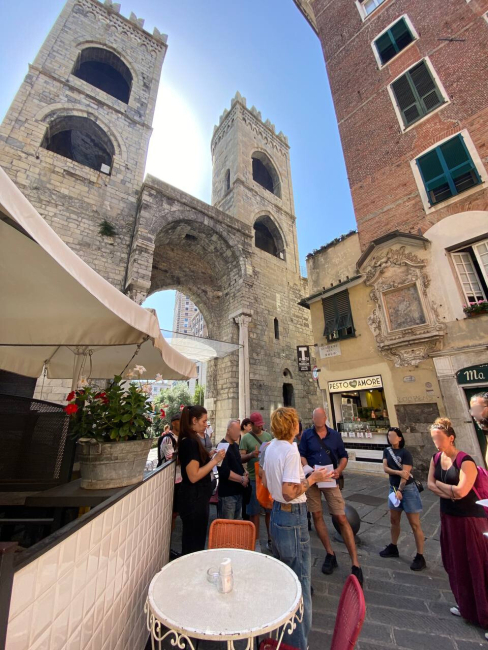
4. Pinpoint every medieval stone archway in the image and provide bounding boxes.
[125,177,255,430]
